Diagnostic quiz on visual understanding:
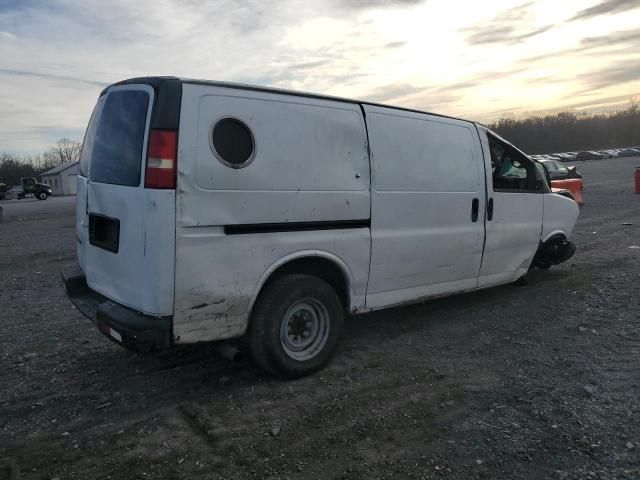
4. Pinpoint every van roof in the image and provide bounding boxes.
[105,76,470,125]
